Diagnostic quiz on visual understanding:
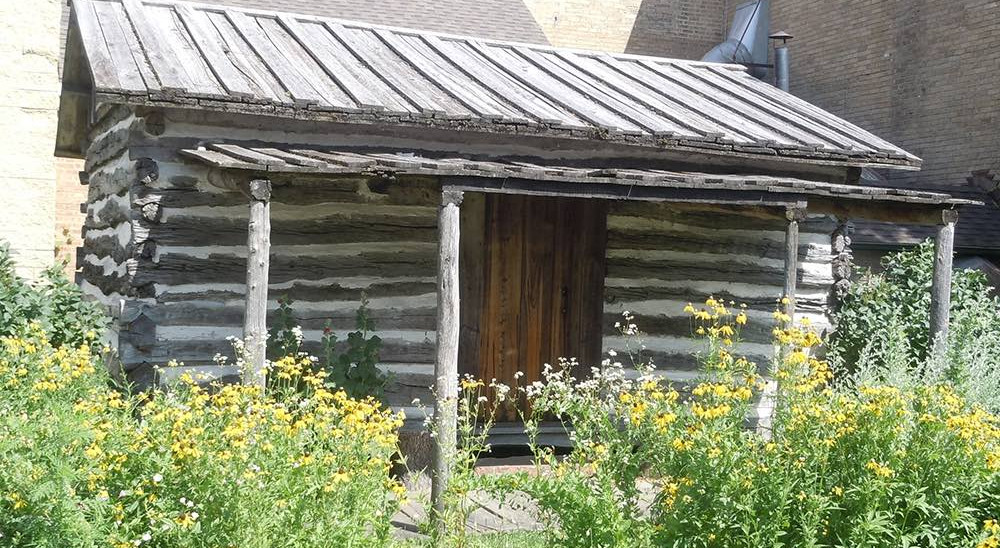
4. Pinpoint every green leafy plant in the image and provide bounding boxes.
[464,299,1000,547]
[266,295,300,359]
[326,297,389,400]
[830,241,1000,412]
[0,242,105,347]
[268,295,390,400]
[0,324,404,548]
